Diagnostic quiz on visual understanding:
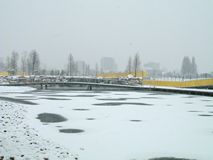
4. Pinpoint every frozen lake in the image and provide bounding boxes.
[0,86,213,160]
